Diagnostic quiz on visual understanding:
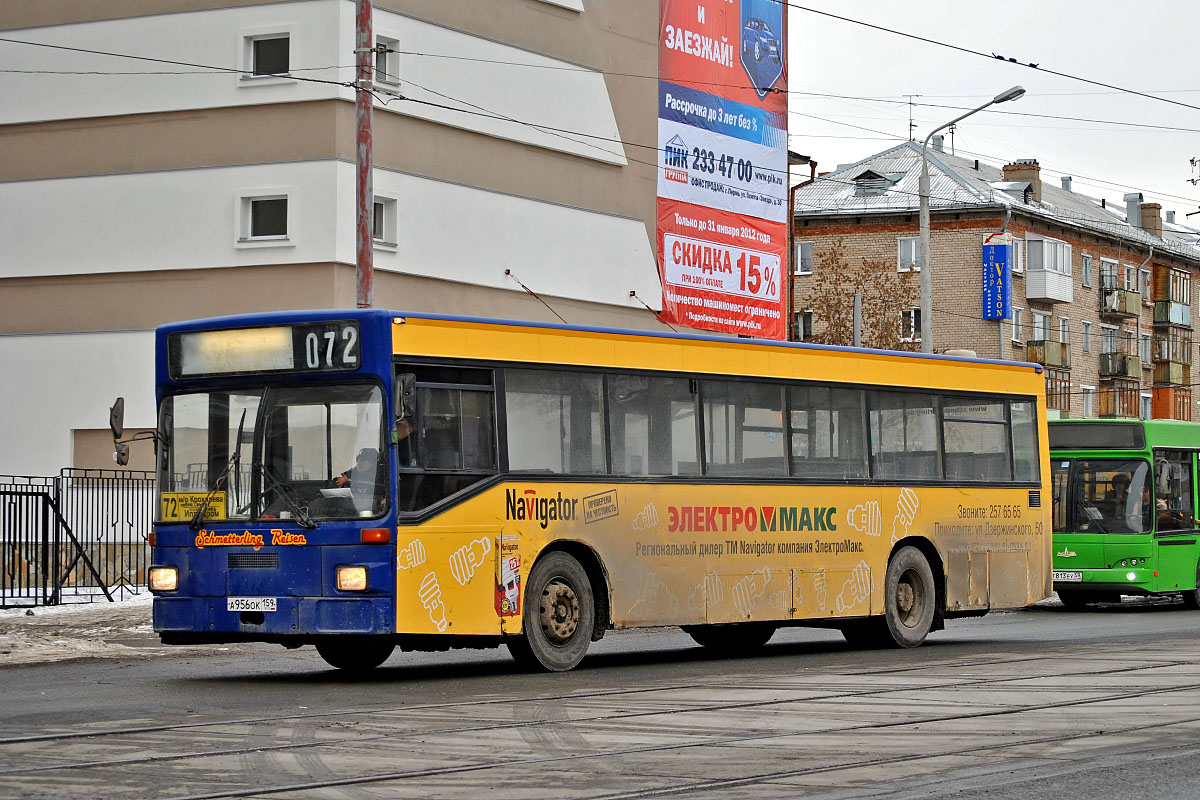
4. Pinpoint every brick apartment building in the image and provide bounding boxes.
[790,140,1200,420]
